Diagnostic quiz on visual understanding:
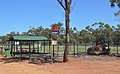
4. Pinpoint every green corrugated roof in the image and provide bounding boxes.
[10,36,49,41]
